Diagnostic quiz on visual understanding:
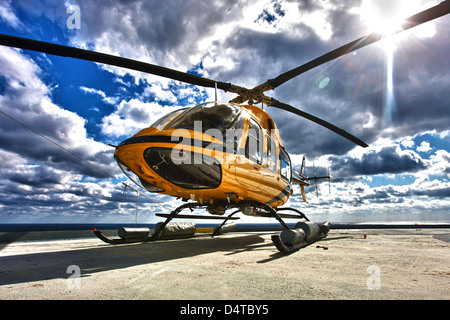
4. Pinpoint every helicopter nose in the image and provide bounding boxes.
[115,155,165,192]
